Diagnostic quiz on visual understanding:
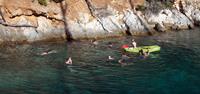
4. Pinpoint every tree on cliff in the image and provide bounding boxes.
[59,1,73,41]
[37,0,73,41]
